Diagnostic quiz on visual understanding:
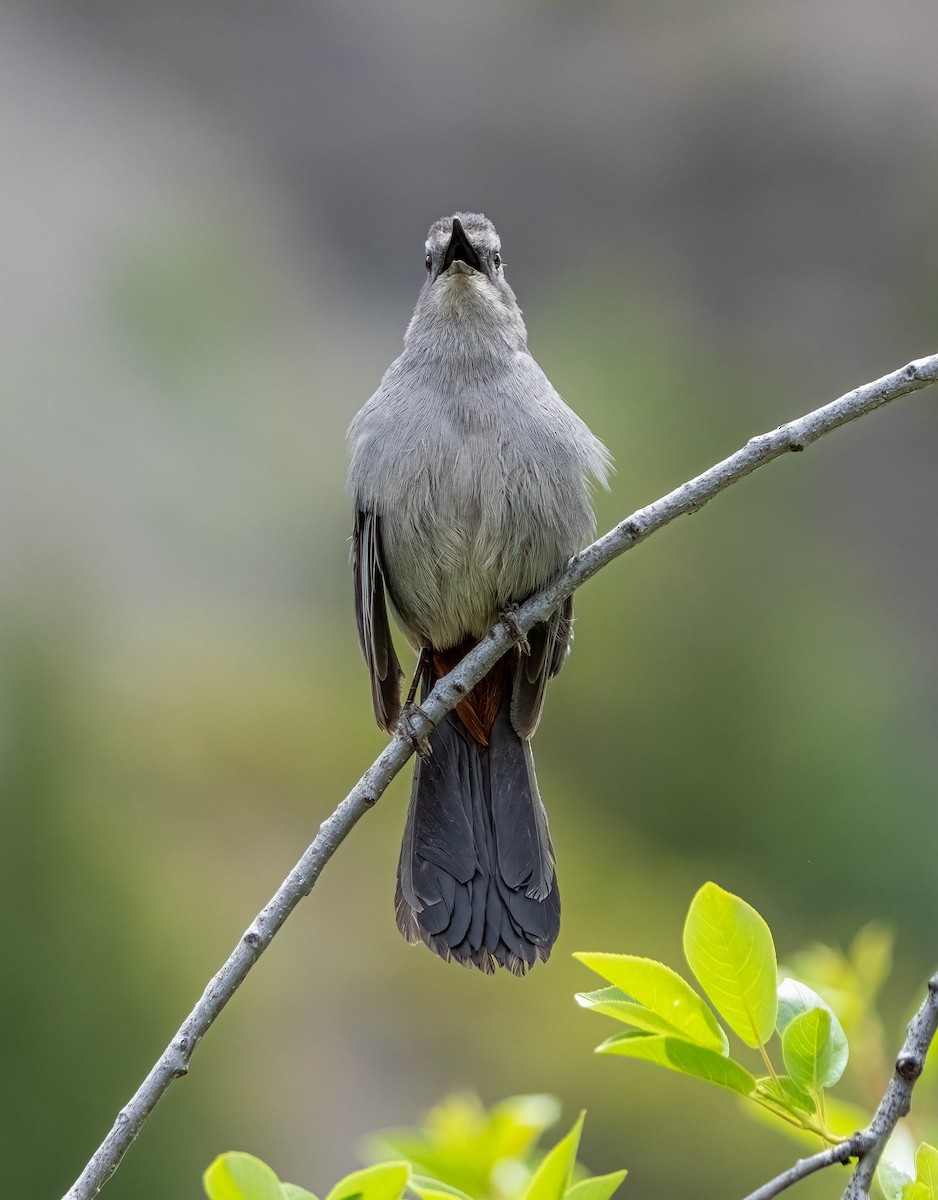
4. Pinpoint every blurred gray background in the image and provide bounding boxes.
[2,2,937,1198]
